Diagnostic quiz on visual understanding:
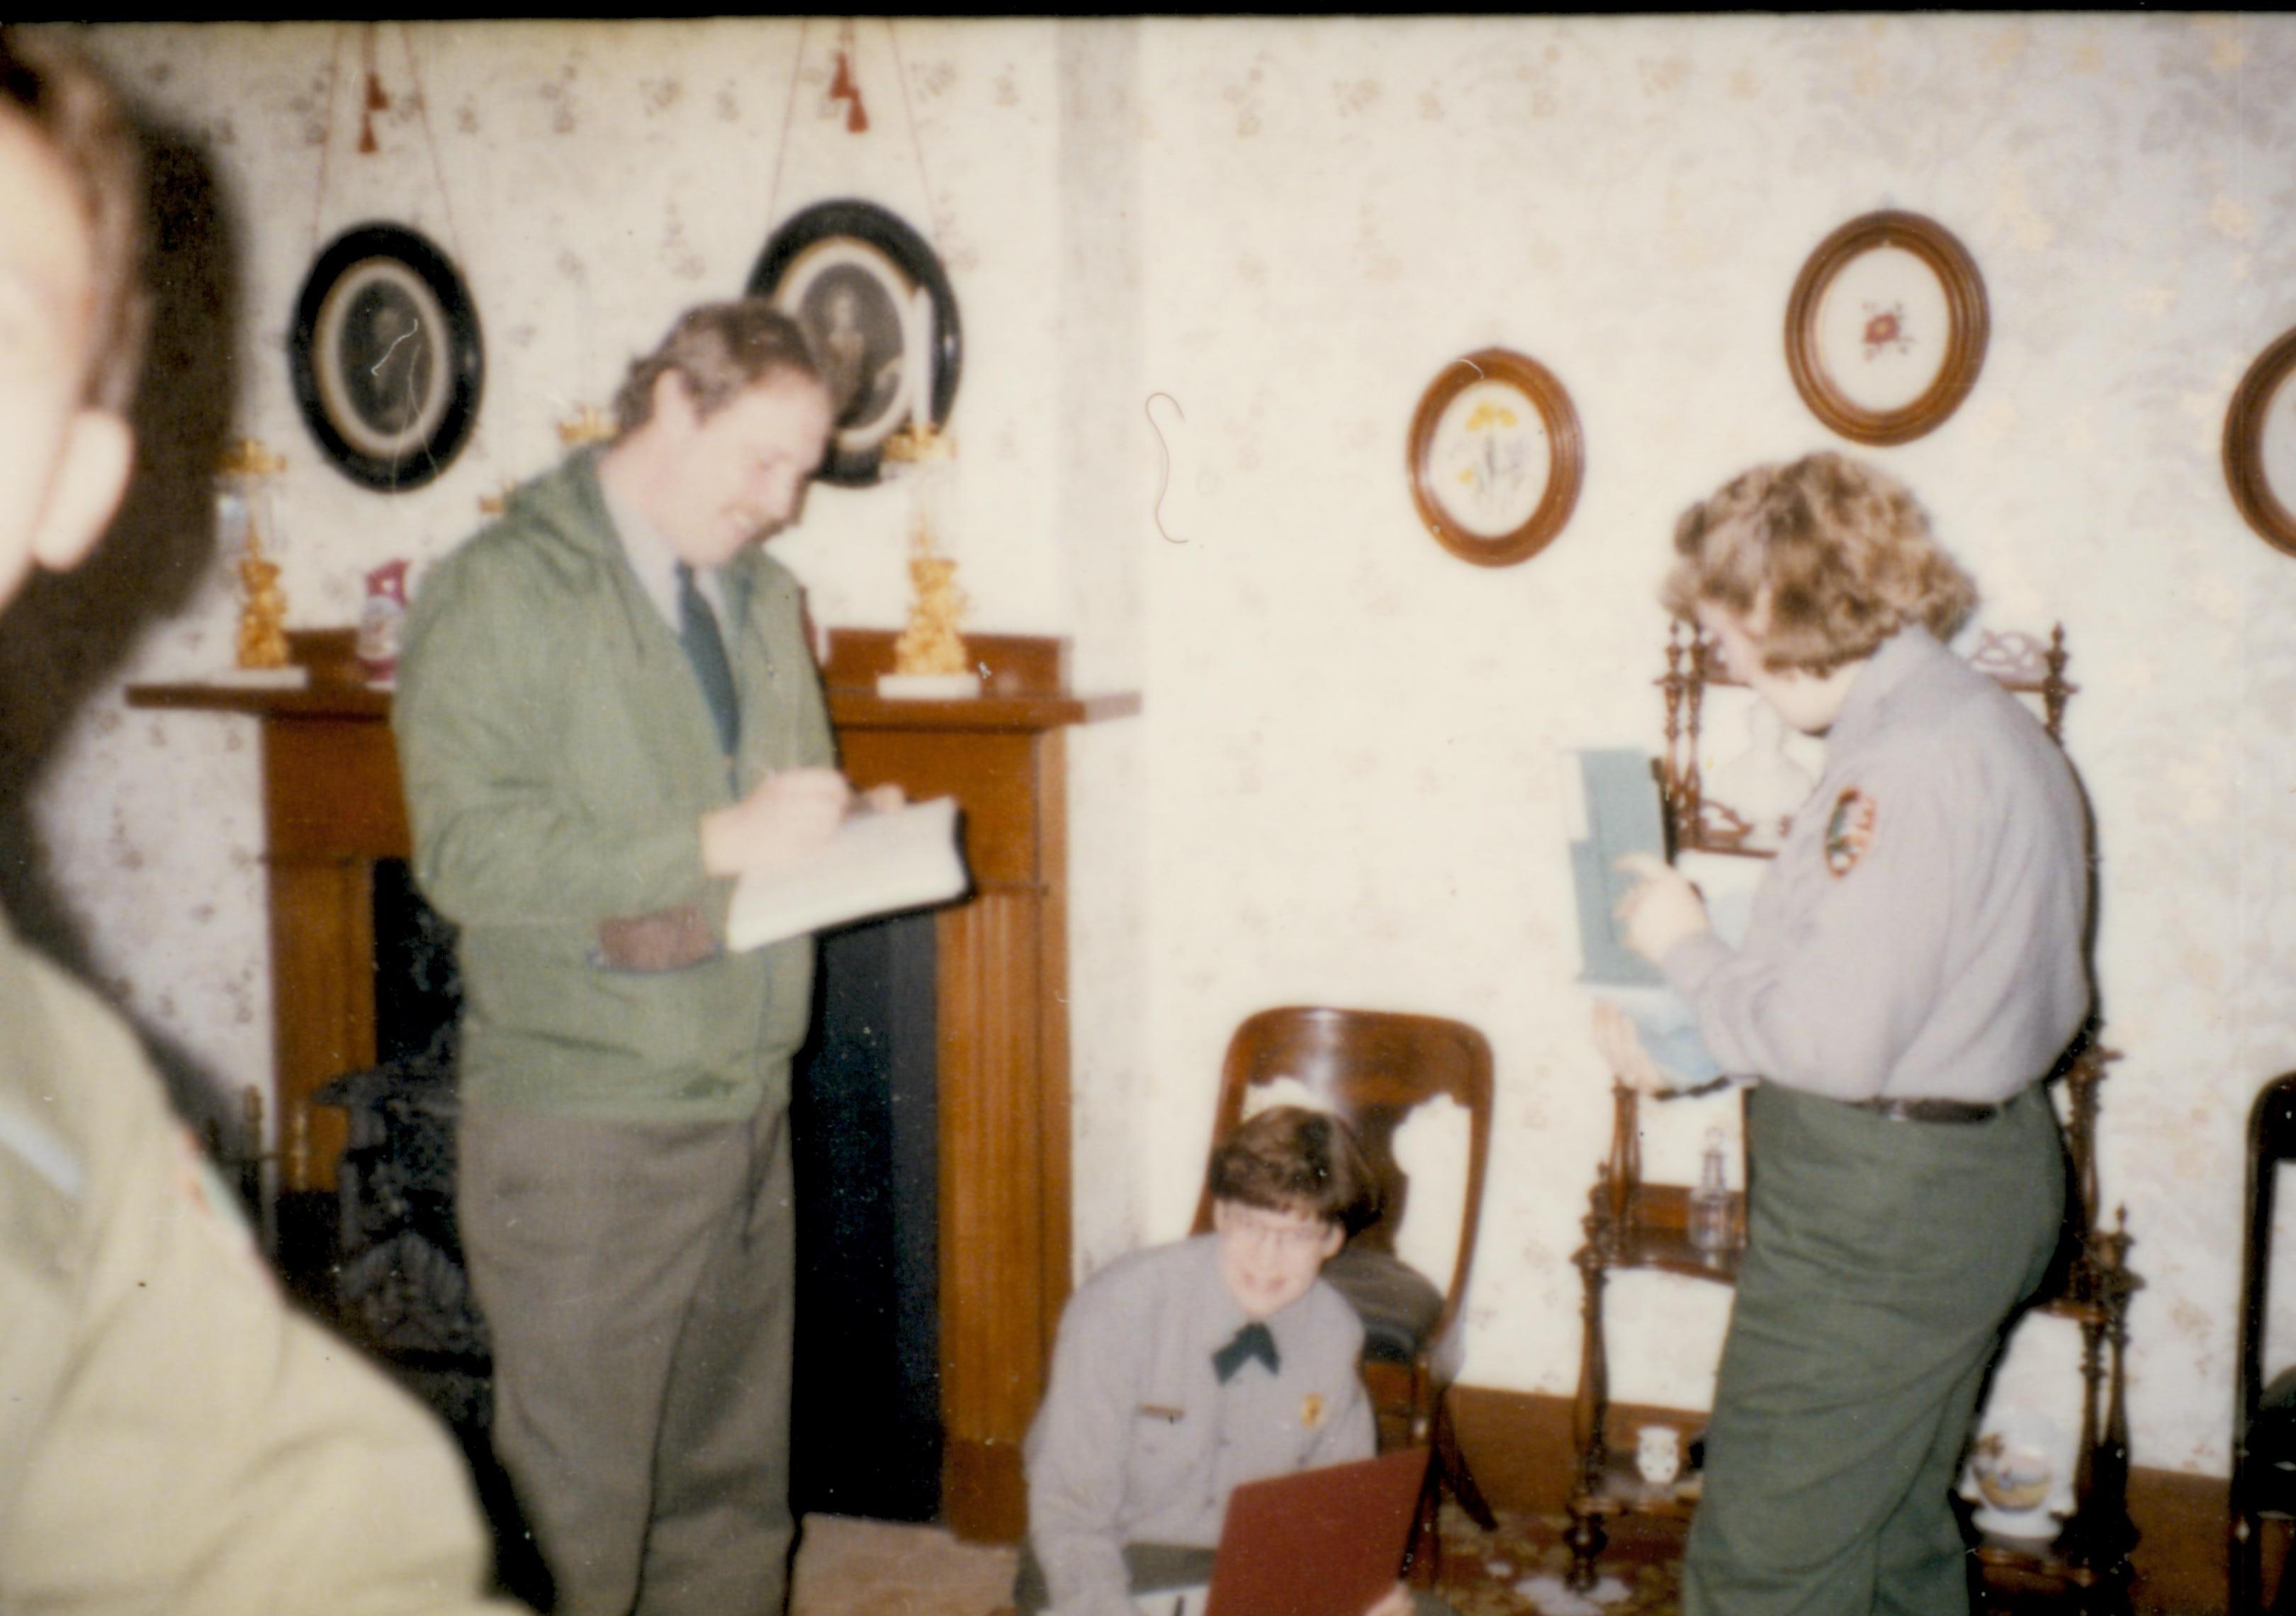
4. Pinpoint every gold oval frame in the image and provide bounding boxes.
[1784,211,1989,448]
[2224,323,2296,560]
[1406,347,1585,569]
